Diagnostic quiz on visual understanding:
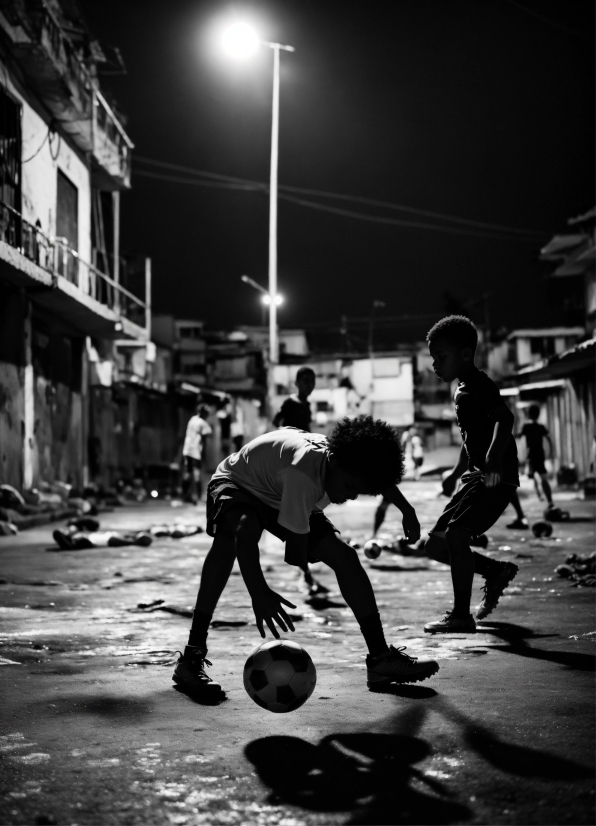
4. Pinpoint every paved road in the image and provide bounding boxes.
[0,480,594,826]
